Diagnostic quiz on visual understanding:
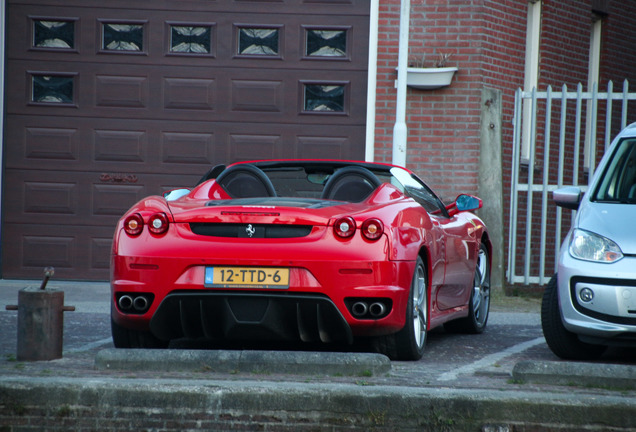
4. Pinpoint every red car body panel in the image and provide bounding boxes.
[111,160,490,348]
